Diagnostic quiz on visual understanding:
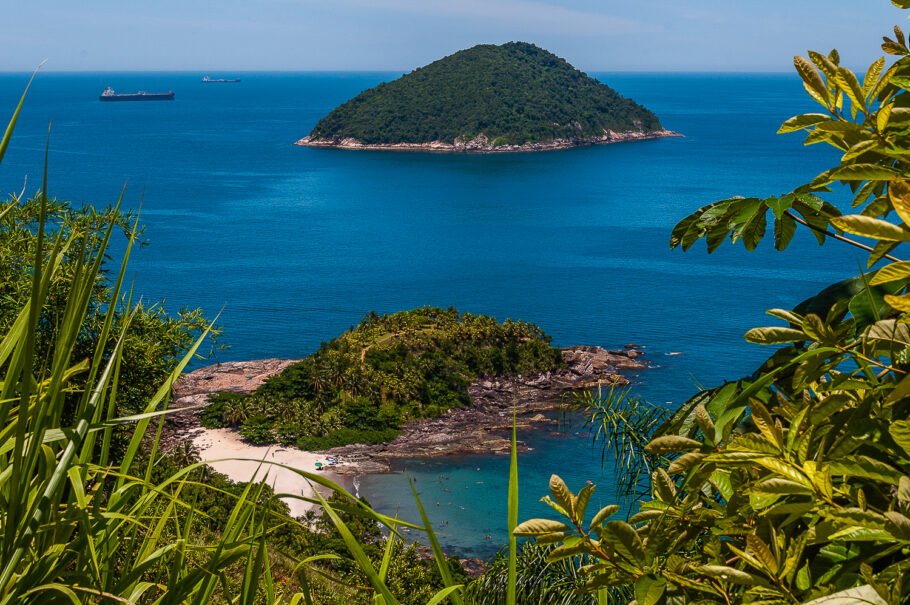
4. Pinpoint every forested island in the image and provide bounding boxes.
[296,42,679,152]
